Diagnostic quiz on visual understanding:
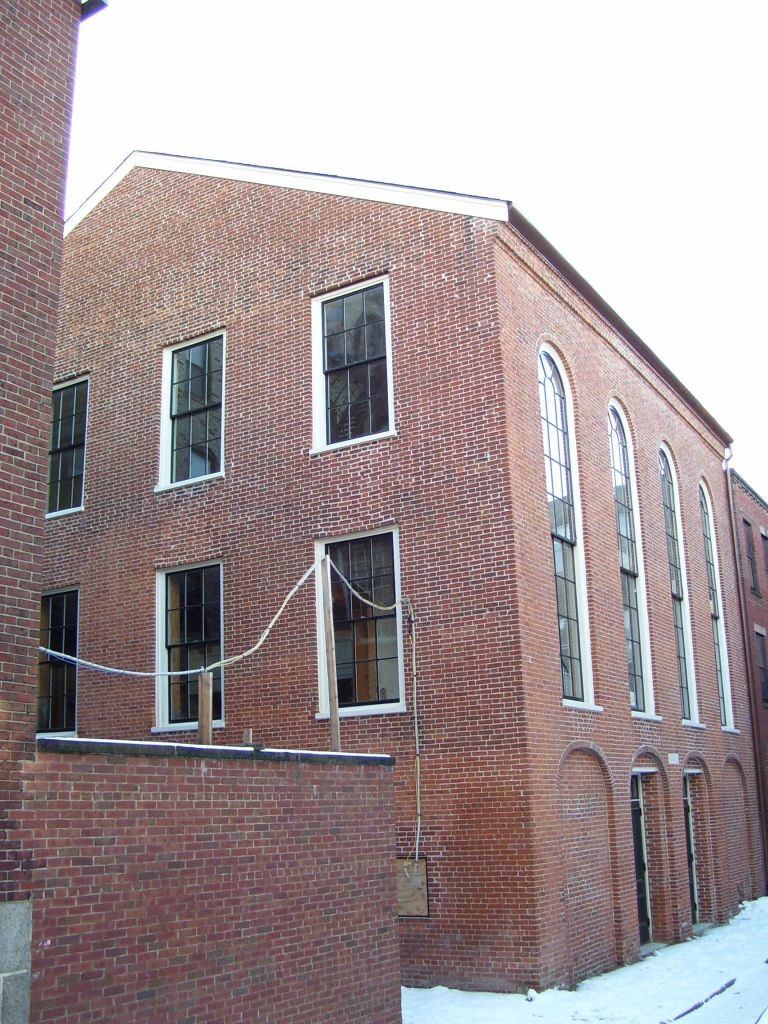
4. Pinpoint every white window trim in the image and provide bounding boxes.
[155,559,225,729]
[310,276,396,454]
[699,481,734,729]
[540,343,595,707]
[660,444,700,725]
[45,375,90,519]
[37,586,80,737]
[609,401,656,716]
[314,526,406,717]
[155,331,226,492]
